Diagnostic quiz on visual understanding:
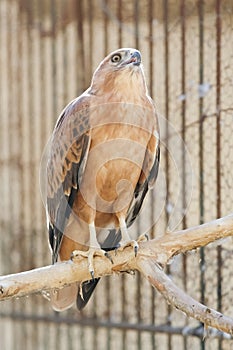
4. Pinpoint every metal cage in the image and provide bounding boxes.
[0,1,232,349]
